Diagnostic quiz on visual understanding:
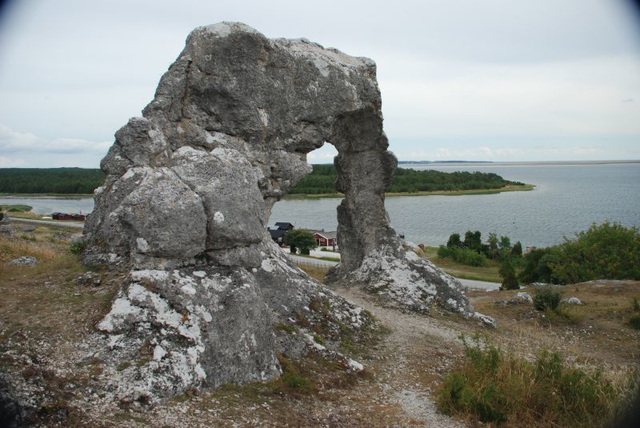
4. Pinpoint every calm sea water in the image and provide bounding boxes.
[2,163,638,248]
[270,162,640,248]
[0,196,94,216]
